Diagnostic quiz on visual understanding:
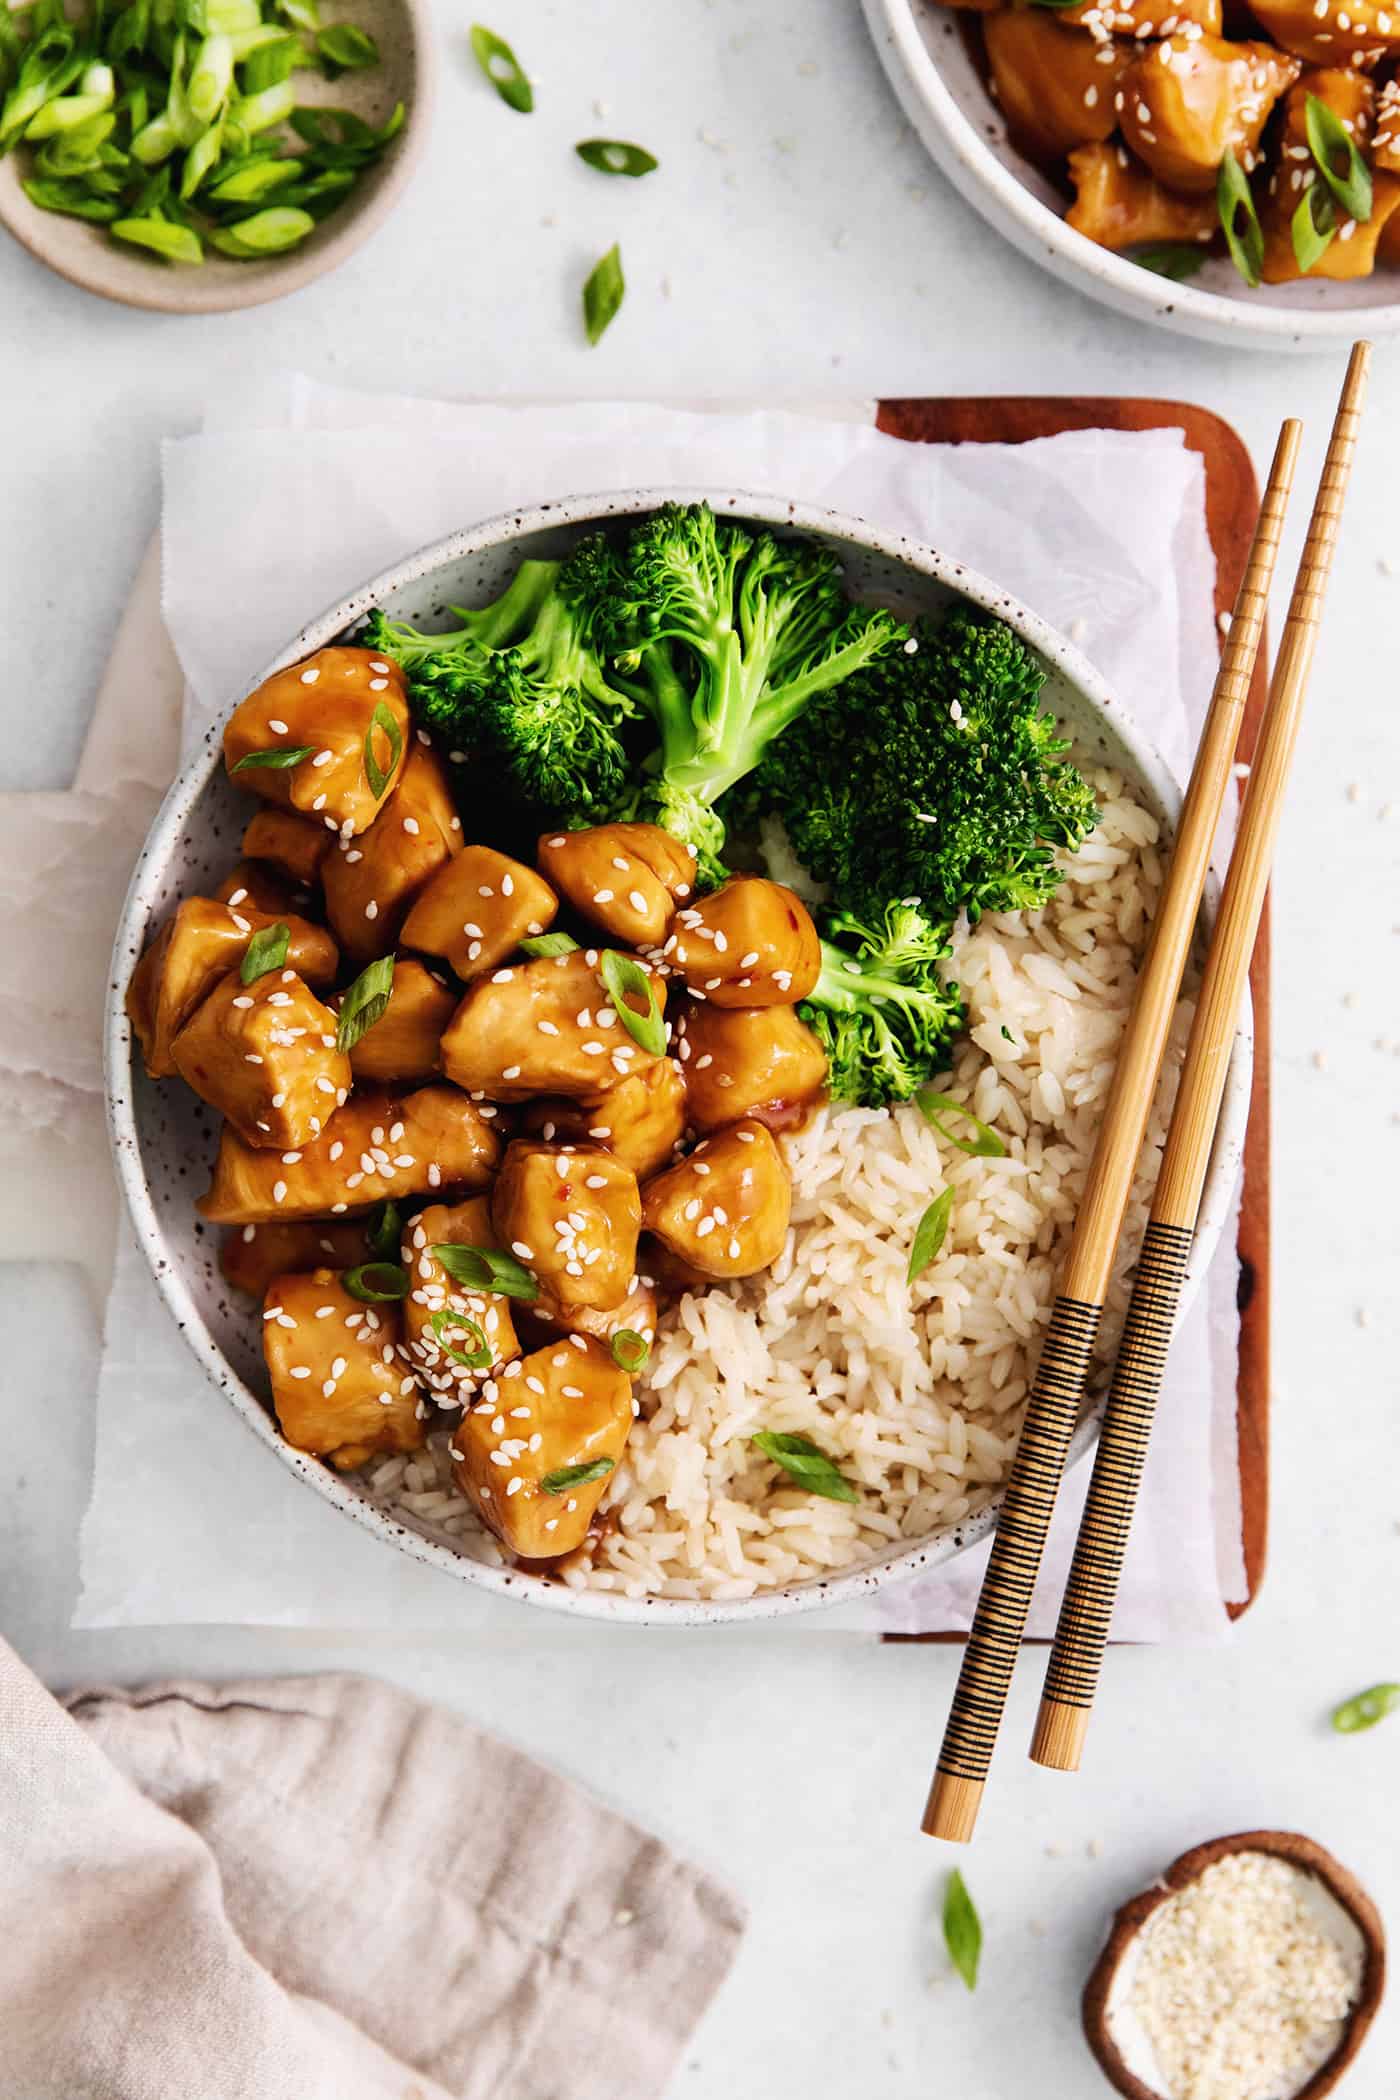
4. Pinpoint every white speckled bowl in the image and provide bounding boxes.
[105,490,1252,1624]
[862,0,1400,350]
